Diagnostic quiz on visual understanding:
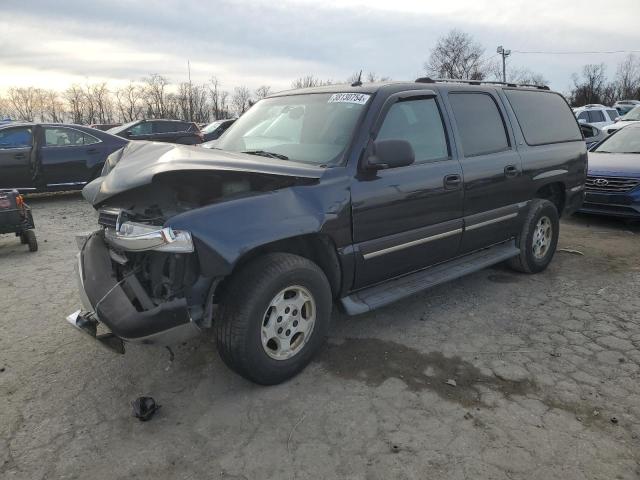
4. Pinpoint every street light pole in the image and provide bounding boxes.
[496,46,511,83]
